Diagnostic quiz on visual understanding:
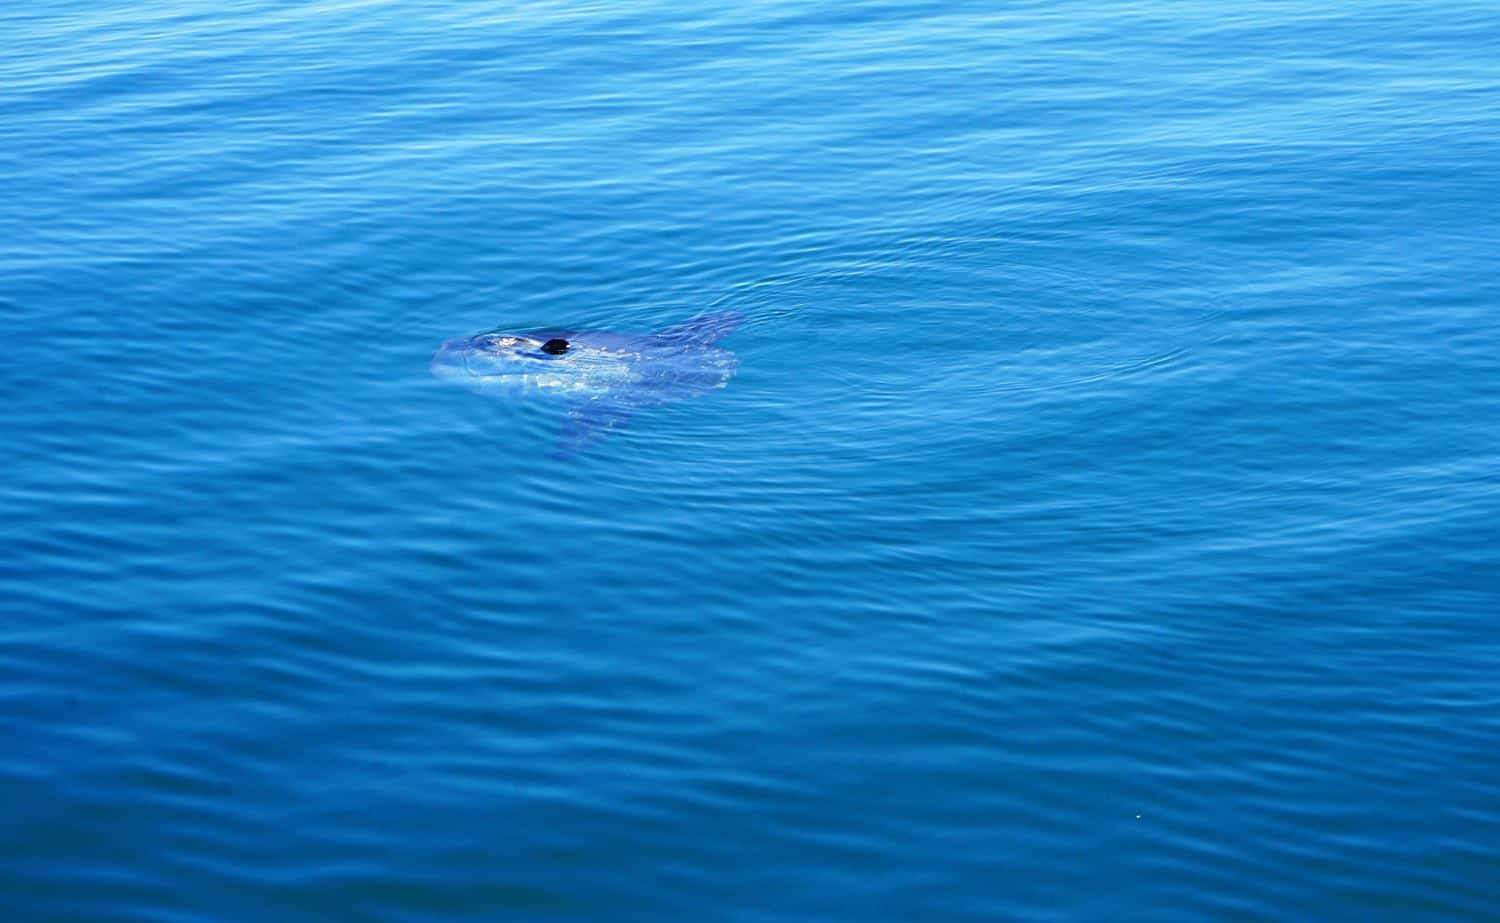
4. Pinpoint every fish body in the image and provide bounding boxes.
[430,311,743,455]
